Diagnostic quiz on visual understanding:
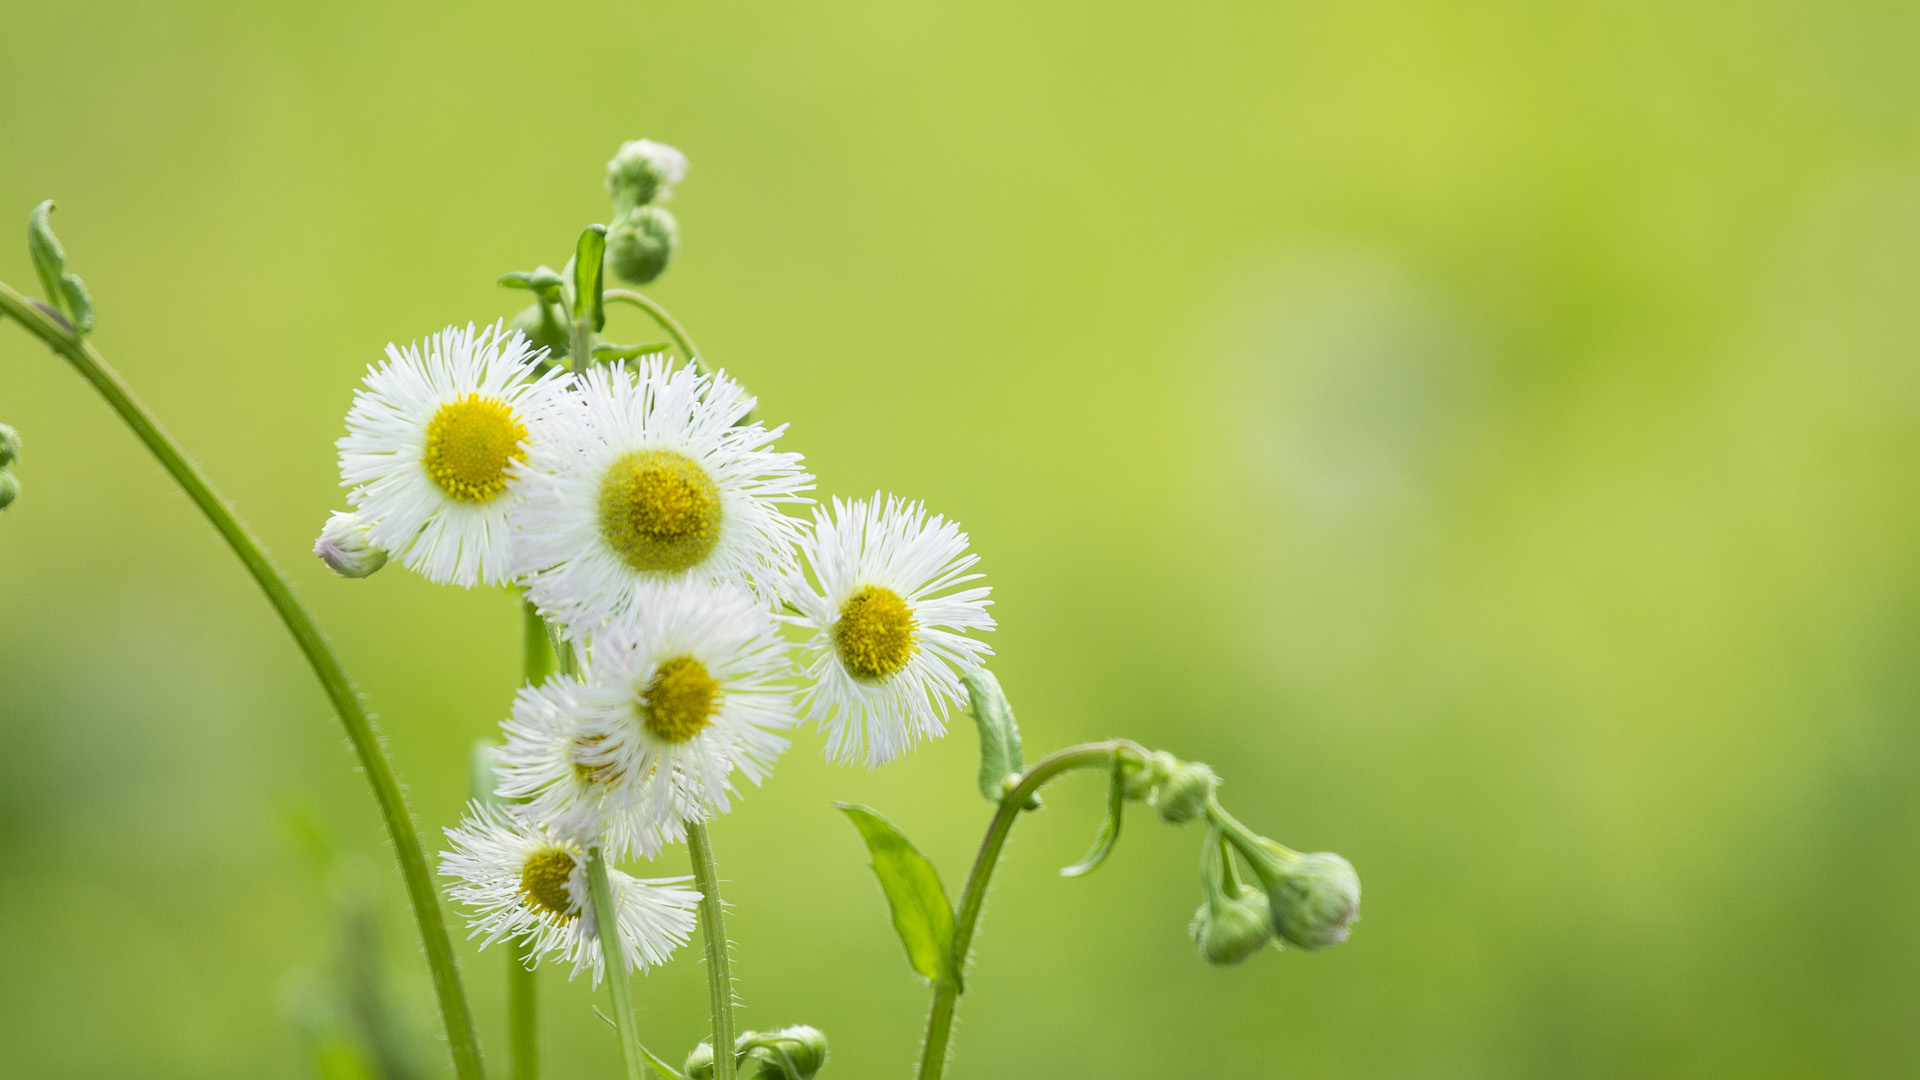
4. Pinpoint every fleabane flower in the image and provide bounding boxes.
[511,358,812,638]
[438,803,699,983]
[337,322,568,587]
[787,494,995,766]
[496,580,797,857]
